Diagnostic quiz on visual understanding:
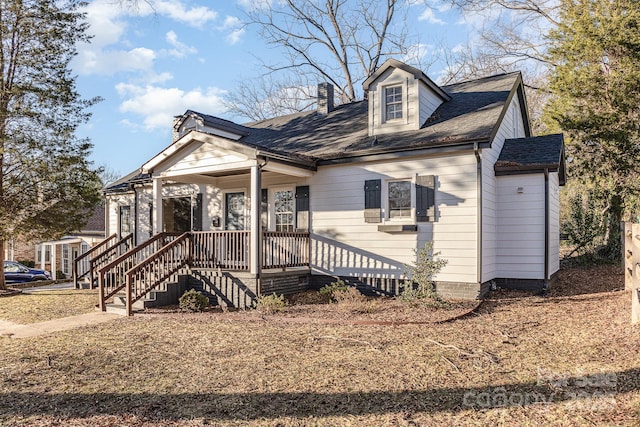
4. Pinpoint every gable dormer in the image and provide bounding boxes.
[363,59,450,136]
